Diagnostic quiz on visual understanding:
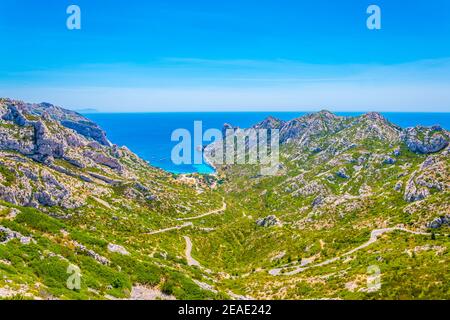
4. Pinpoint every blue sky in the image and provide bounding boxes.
[0,0,449,112]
